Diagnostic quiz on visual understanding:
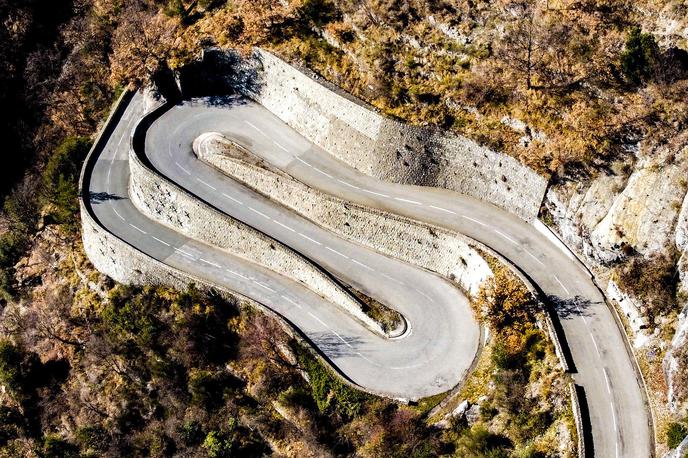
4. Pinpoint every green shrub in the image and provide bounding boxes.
[75,425,110,454]
[667,422,688,449]
[42,434,79,458]
[297,350,368,418]
[180,420,204,446]
[42,136,91,227]
[202,428,234,458]
[620,26,659,85]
